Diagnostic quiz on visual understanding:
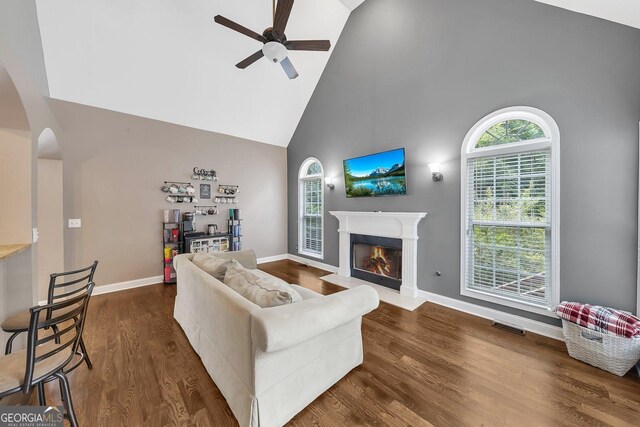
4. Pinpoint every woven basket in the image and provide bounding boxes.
[561,320,640,376]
